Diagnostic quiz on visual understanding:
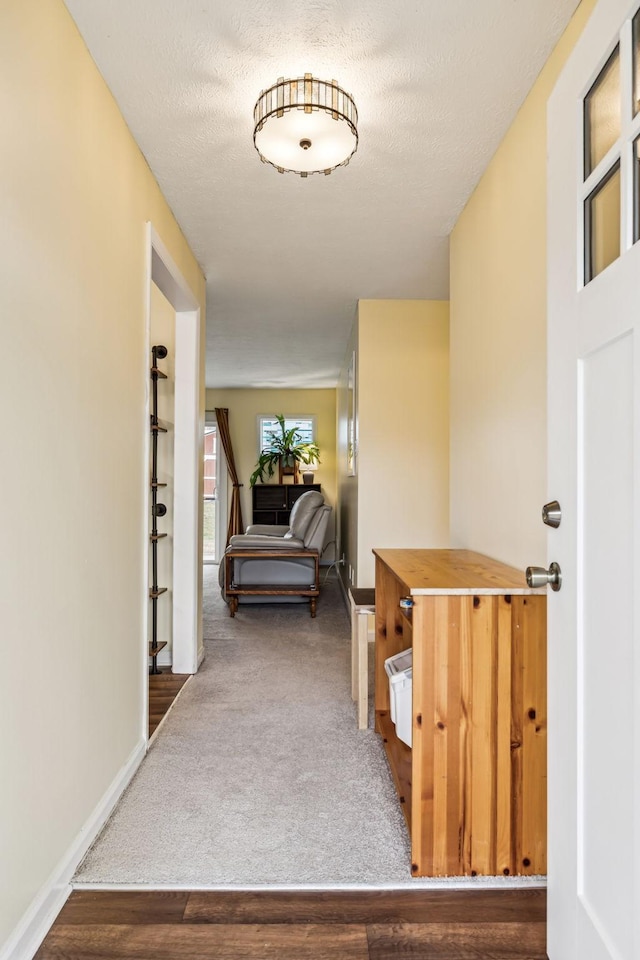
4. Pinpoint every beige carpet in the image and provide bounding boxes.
[73,567,417,886]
